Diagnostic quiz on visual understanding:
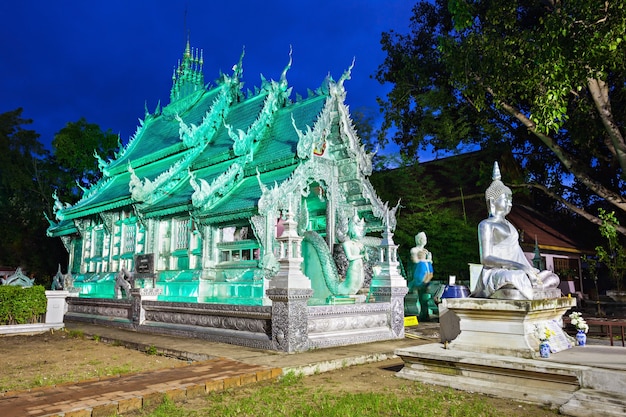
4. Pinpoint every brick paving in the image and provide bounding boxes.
[0,357,281,417]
